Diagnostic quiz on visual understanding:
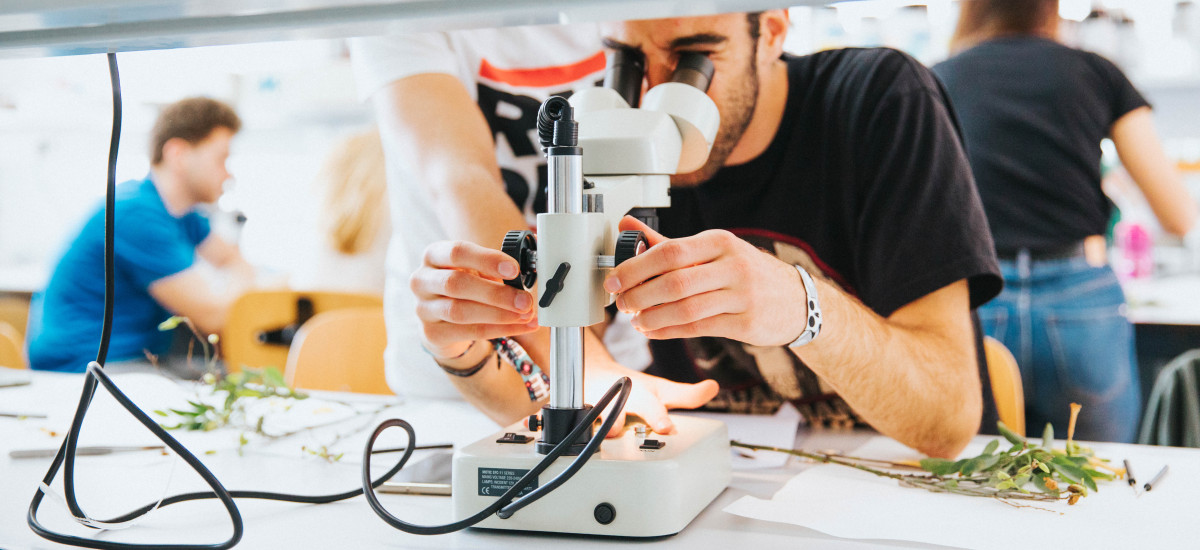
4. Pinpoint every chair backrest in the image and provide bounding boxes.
[984,336,1025,436]
[1138,349,1200,447]
[0,320,26,369]
[221,290,382,374]
[284,306,391,395]
[0,295,30,343]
